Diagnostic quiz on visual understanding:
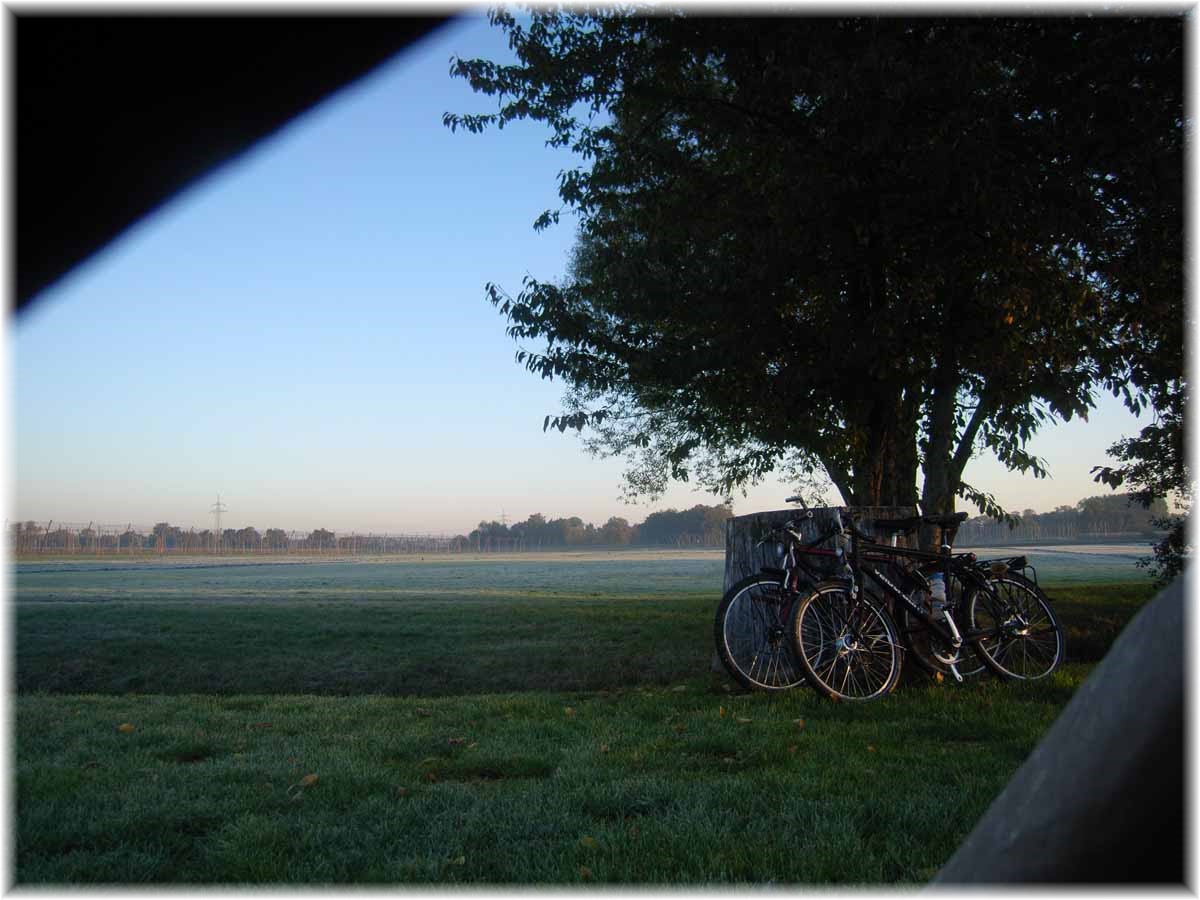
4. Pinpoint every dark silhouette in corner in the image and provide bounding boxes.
[15,14,450,310]
[933,578,1185,884]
